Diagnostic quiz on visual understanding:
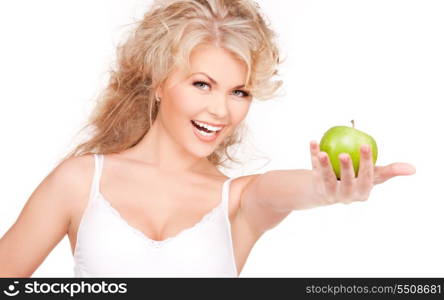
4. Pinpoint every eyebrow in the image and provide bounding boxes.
[191,72,246,89]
